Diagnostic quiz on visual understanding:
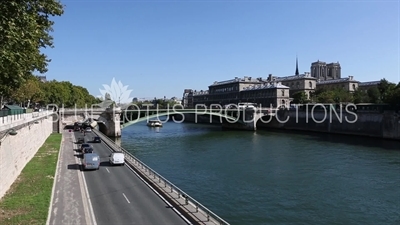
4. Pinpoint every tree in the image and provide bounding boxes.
[367,87,381,103]
[353,89,369,104]
[12,75,43,105]
[292,91,309,104]
[0,0,64,94]
[377,79,396,103]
